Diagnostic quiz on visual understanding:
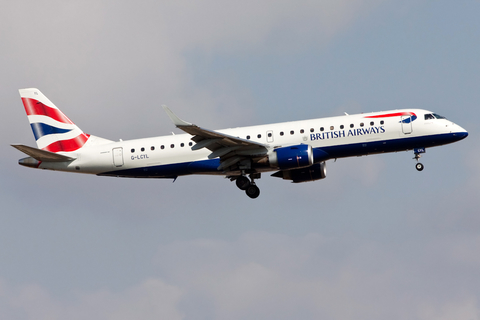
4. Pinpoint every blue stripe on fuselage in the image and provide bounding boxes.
[98,158,222,178]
